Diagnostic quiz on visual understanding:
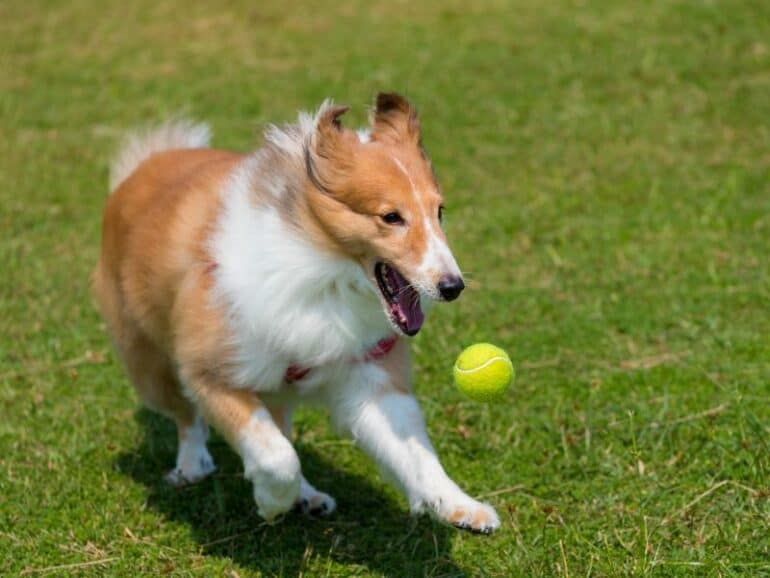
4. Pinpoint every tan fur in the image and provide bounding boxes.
[93,148,246,439]
[302,102,446,288]
[471,508,497,528]
[370,92,421,146]
[447,507,469,525]
[192,382,265,446]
